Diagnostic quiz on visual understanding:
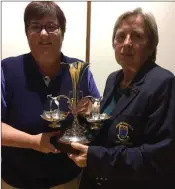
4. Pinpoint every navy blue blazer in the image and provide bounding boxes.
[80,62,175,188]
